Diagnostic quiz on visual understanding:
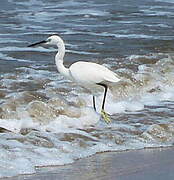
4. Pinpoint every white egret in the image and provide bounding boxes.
[28,35,120,123]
